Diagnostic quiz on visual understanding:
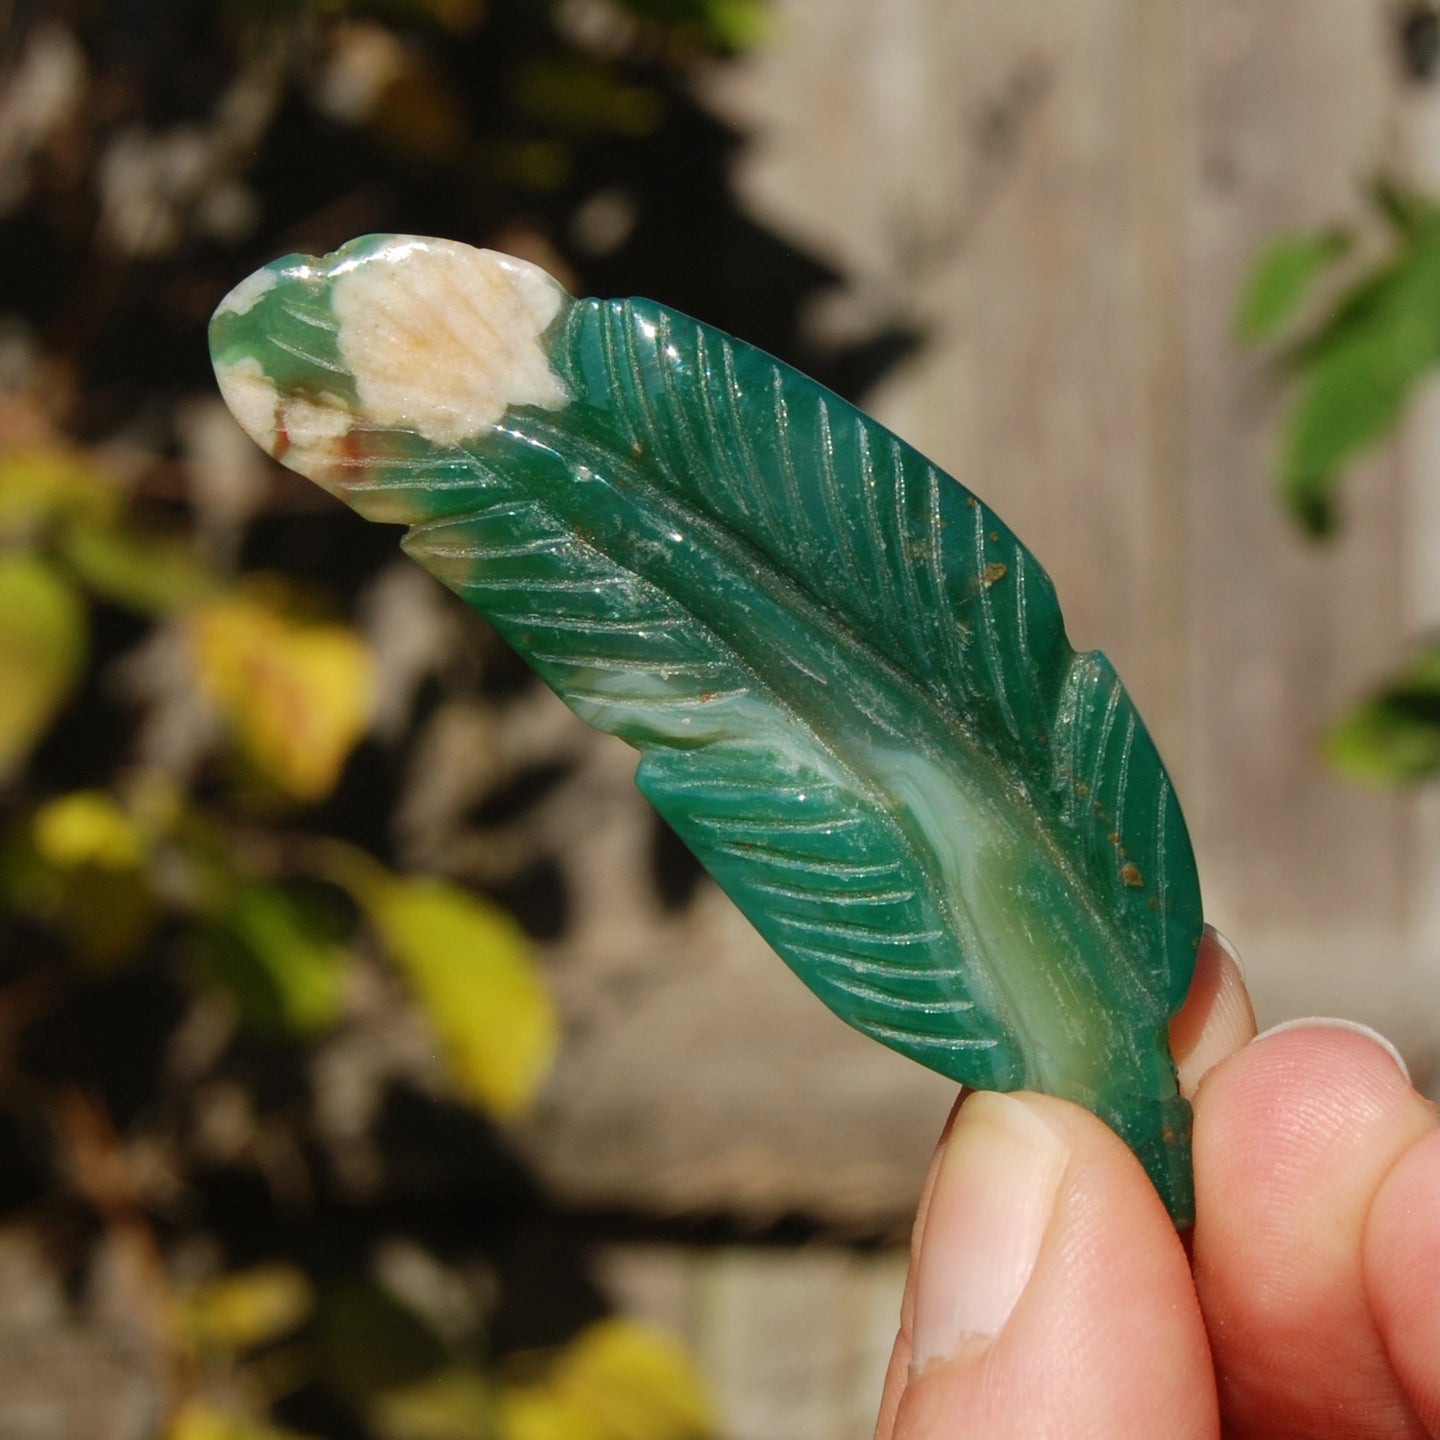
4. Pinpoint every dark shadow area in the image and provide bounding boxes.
[0,2,919,1434]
